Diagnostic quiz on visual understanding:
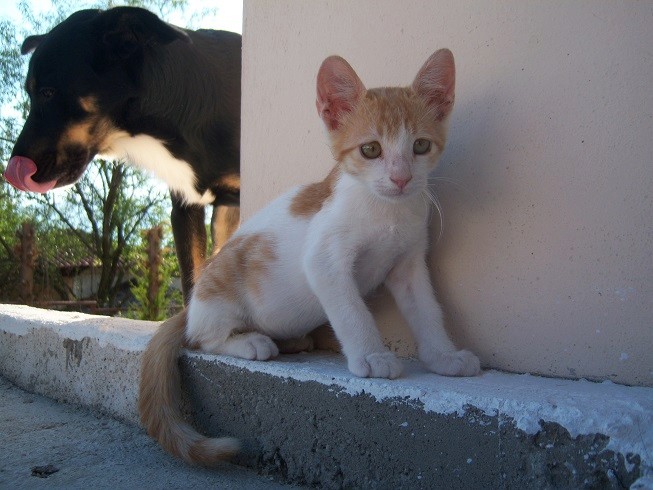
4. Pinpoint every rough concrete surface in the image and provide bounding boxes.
[1,304,652,489]
[183,356,649,489]
[0,376,299,489]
